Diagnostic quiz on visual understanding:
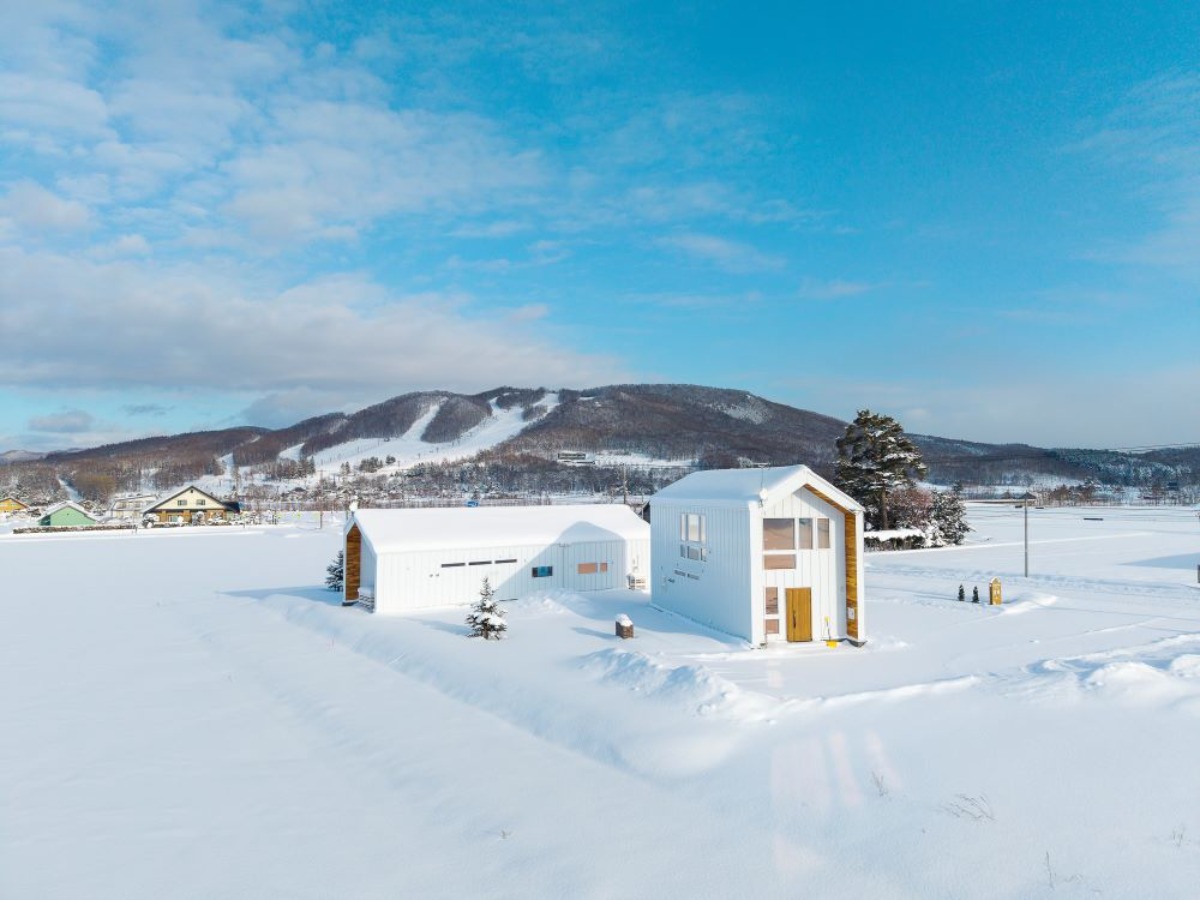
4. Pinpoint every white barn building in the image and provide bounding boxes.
[344,505,650,614]
[650,465,865,646]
